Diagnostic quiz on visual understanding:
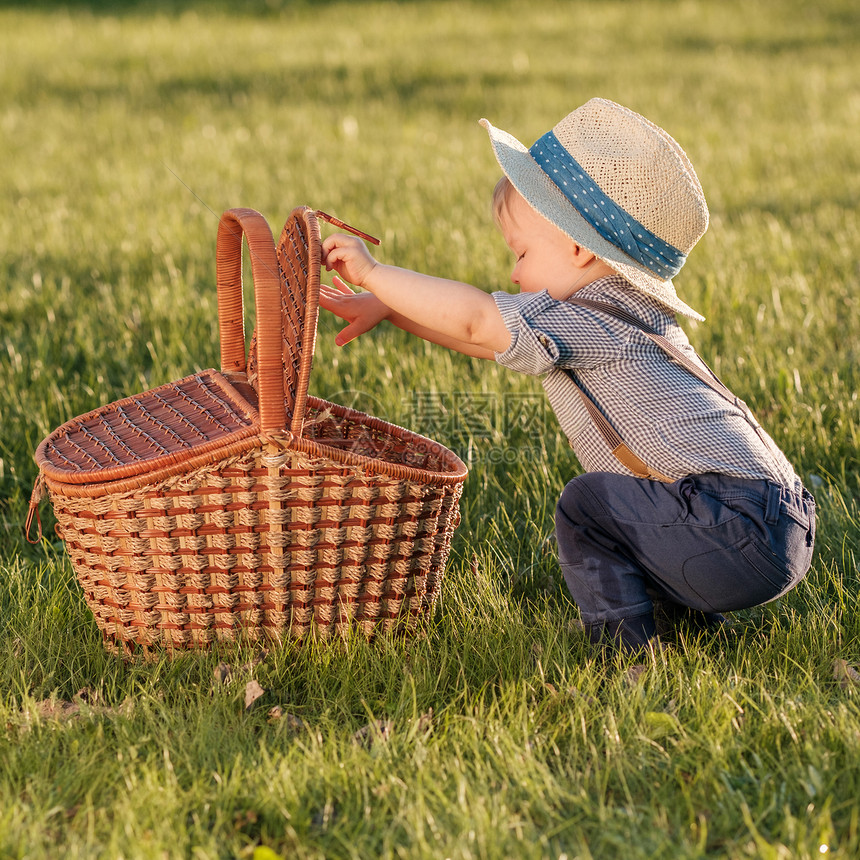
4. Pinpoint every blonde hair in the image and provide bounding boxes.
[491,175,518,228]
